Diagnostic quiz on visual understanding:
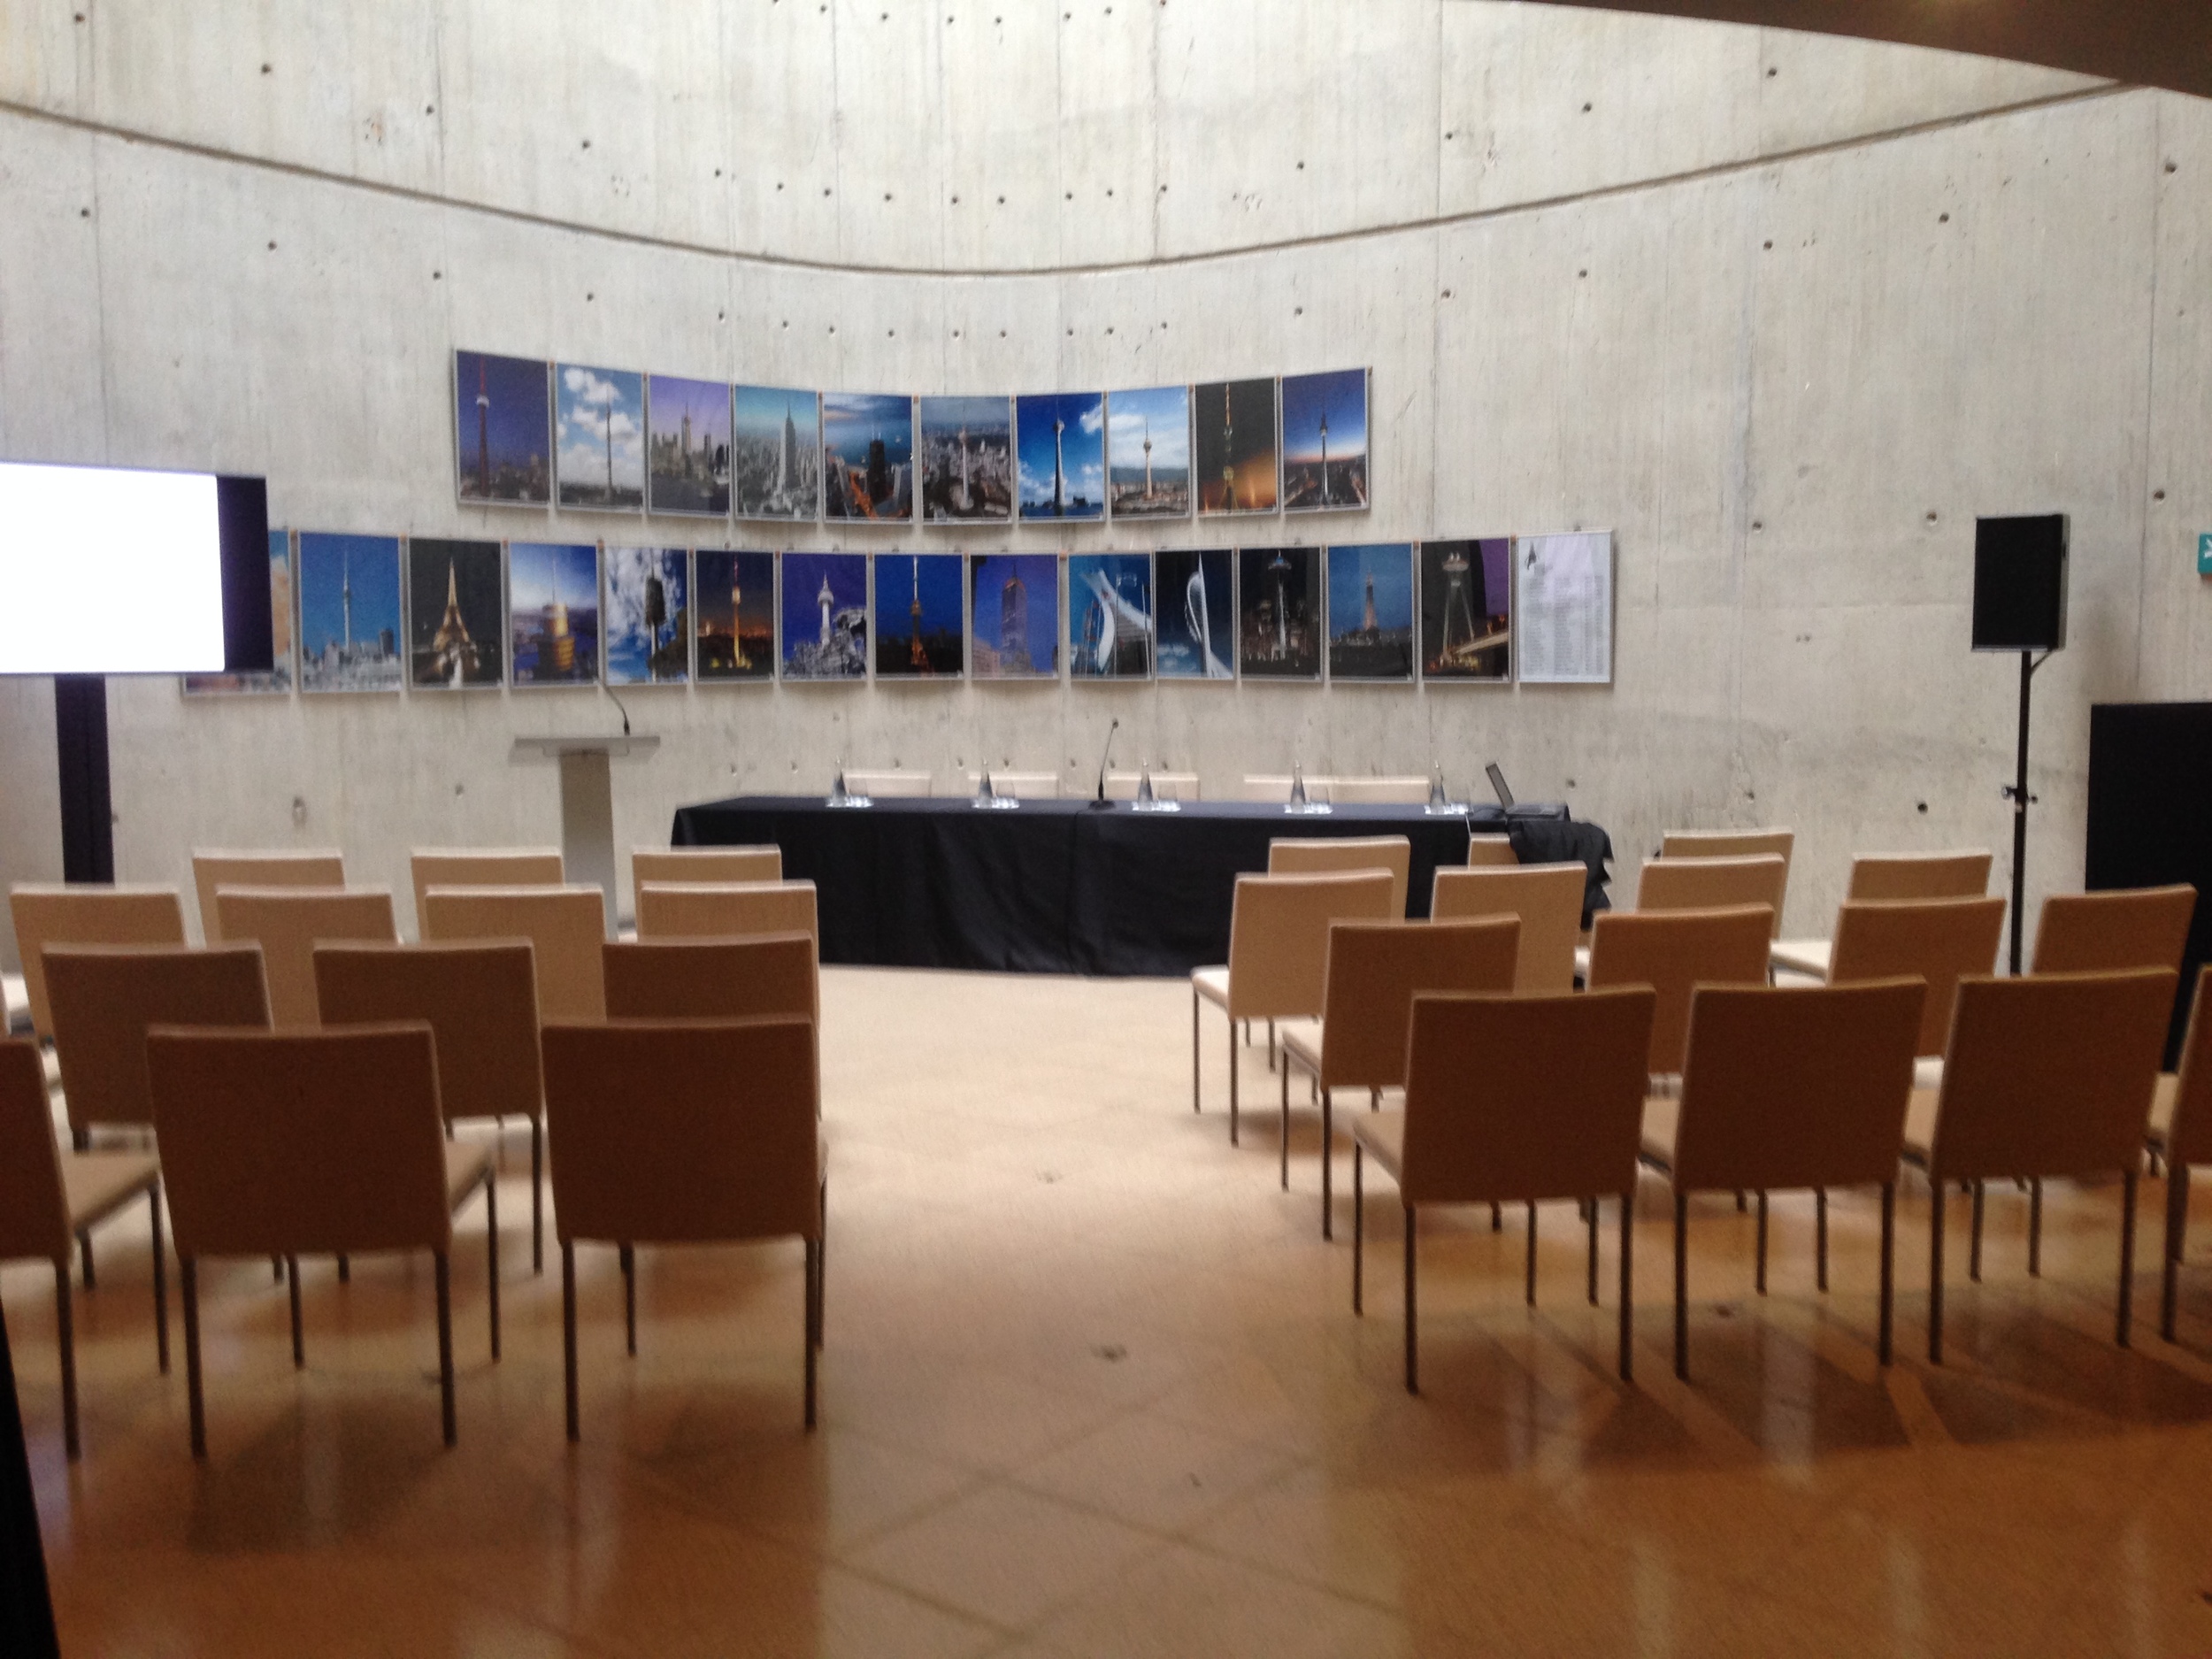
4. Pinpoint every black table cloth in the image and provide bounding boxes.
[670,794,1611,977]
